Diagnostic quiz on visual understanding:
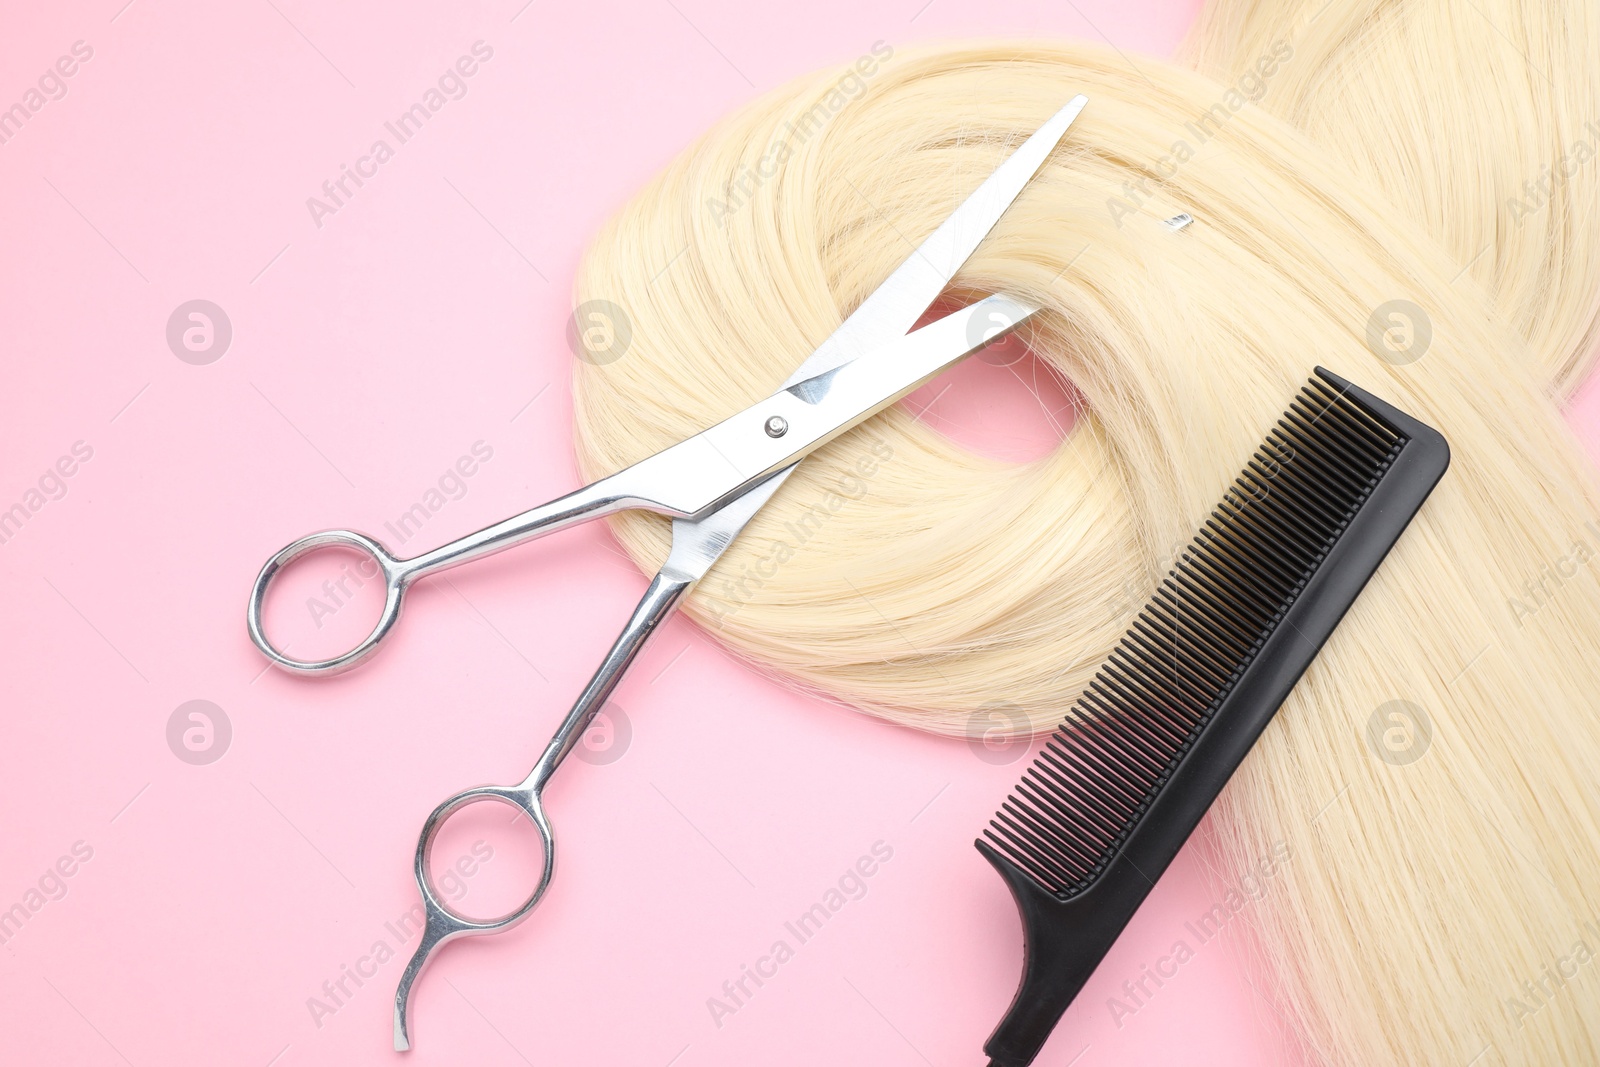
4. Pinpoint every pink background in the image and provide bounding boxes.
[5,1,1600,1064]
